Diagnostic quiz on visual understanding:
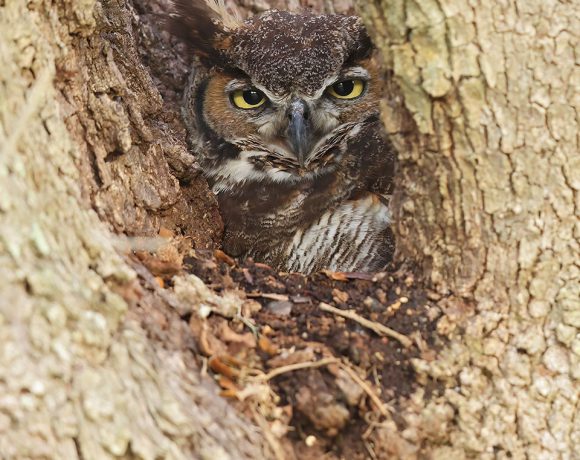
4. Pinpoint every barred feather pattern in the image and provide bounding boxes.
[203,0,241,30]
[284,195,393,273]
